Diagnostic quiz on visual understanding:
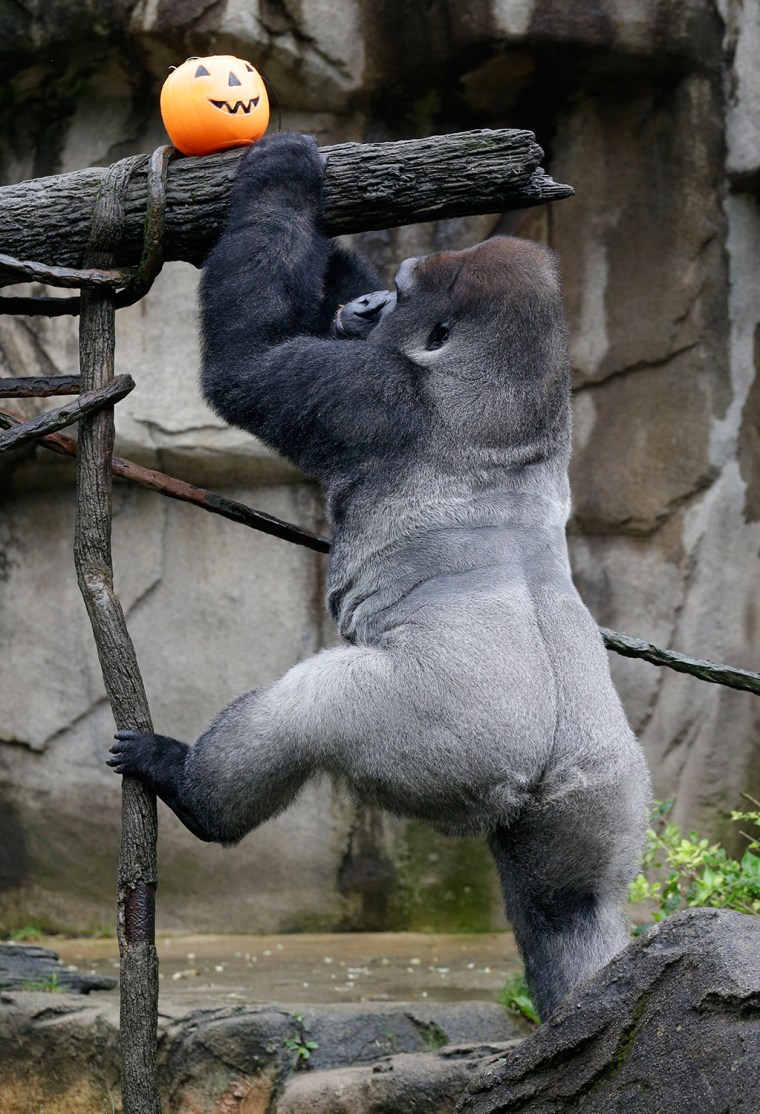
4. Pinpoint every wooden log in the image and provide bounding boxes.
[0,375,80,396]
[0,129,573,276]
[0,375,134,453]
